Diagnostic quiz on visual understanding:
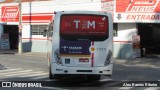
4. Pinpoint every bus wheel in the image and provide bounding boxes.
[49,65,61,79]
[87,75,101,81]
